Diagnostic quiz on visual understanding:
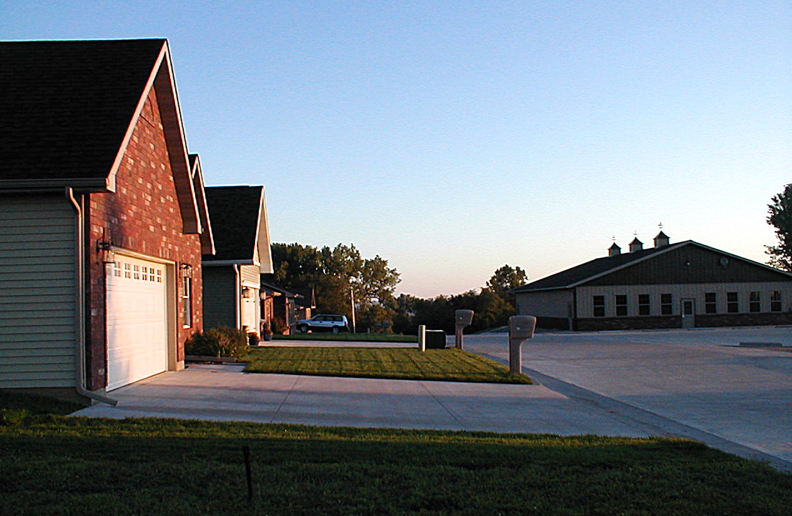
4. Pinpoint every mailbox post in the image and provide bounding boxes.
[418,325,427,352]
[508,315,536,374]
[454,309,474,349]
